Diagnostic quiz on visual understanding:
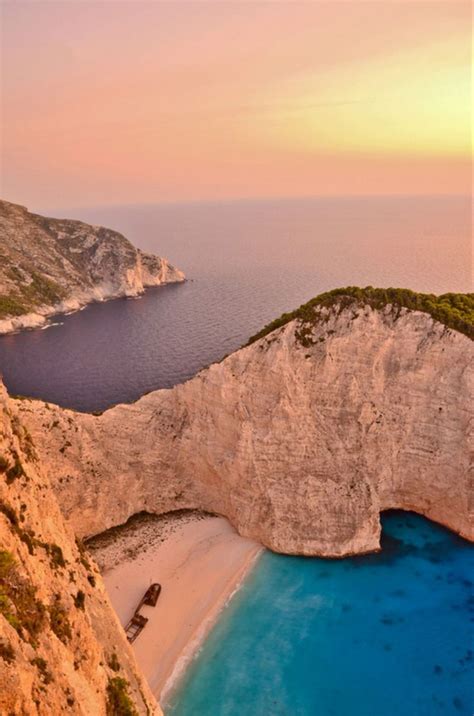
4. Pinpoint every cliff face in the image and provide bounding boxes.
[0,384,160,714]
[16,303,474,557]
[0,200,184,334]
